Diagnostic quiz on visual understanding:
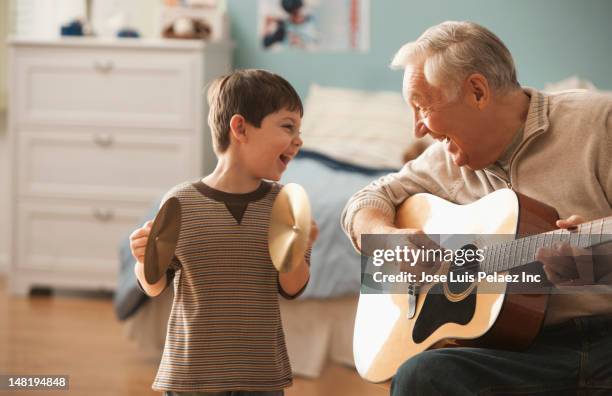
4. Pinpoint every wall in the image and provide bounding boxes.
[0,0,9,109]
[0,0,10,274]
[227,0,612,98]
